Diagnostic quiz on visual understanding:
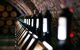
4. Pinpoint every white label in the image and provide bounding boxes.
[24,19,26,23]
[36,19,39,28]
[27,19,28,24]
[29,19,30,25]
[27,19,29,25]
[58,17,67,40]
[43,18,47,32]
[31,19,34,27]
